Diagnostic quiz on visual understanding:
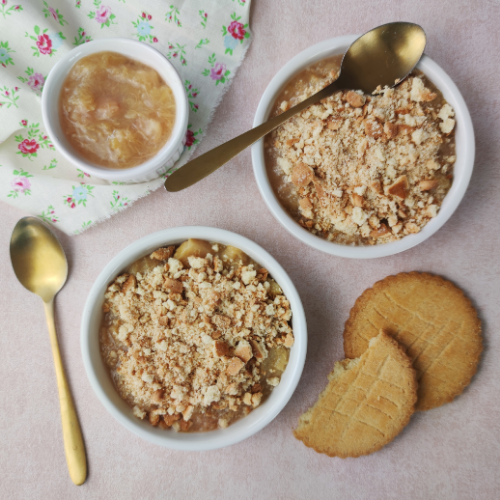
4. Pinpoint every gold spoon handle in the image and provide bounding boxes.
[43,299,87,486]
[164,79,344,192]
